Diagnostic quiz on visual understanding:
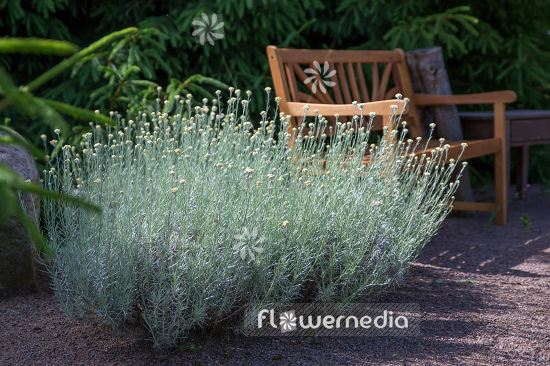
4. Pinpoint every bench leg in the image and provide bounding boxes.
[515,145,529,198]
[495,149,508,226]
[494,103,507,226]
